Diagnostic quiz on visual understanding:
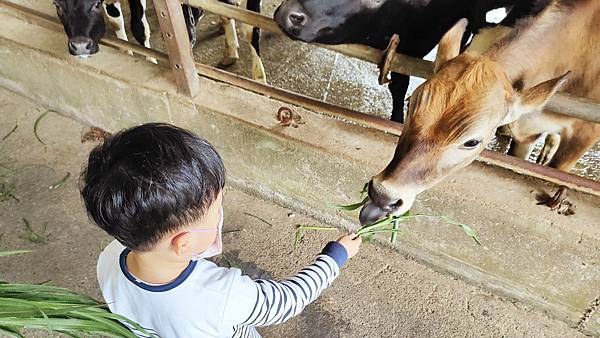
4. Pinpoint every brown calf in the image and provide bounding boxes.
[360,0,600,225]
